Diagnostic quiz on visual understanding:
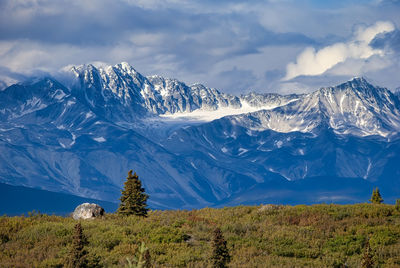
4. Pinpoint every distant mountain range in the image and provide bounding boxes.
[1,62,400,211]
